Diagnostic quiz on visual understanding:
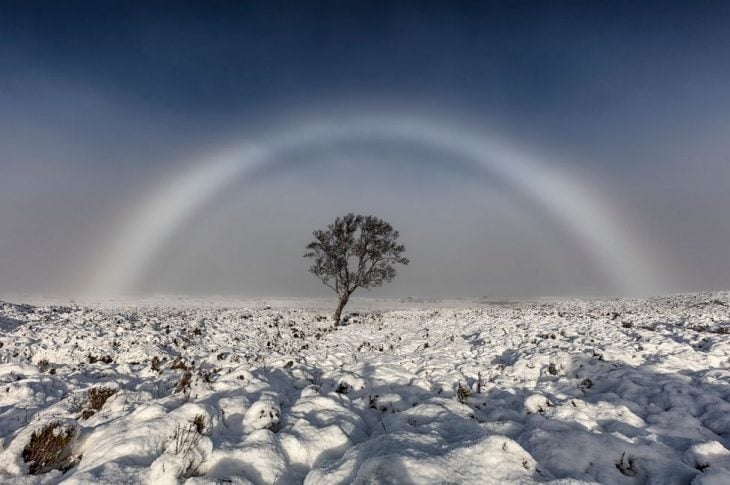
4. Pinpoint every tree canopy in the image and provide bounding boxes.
[304,213,408,323]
